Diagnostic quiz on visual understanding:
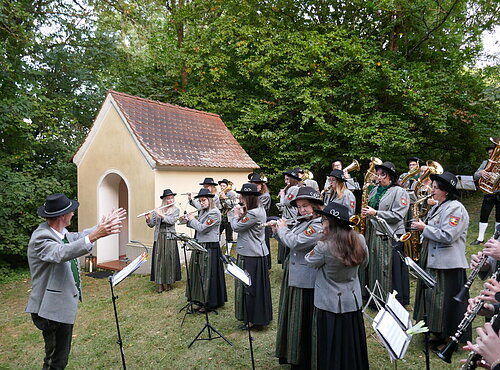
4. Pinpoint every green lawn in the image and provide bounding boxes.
[0,191,494,369]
